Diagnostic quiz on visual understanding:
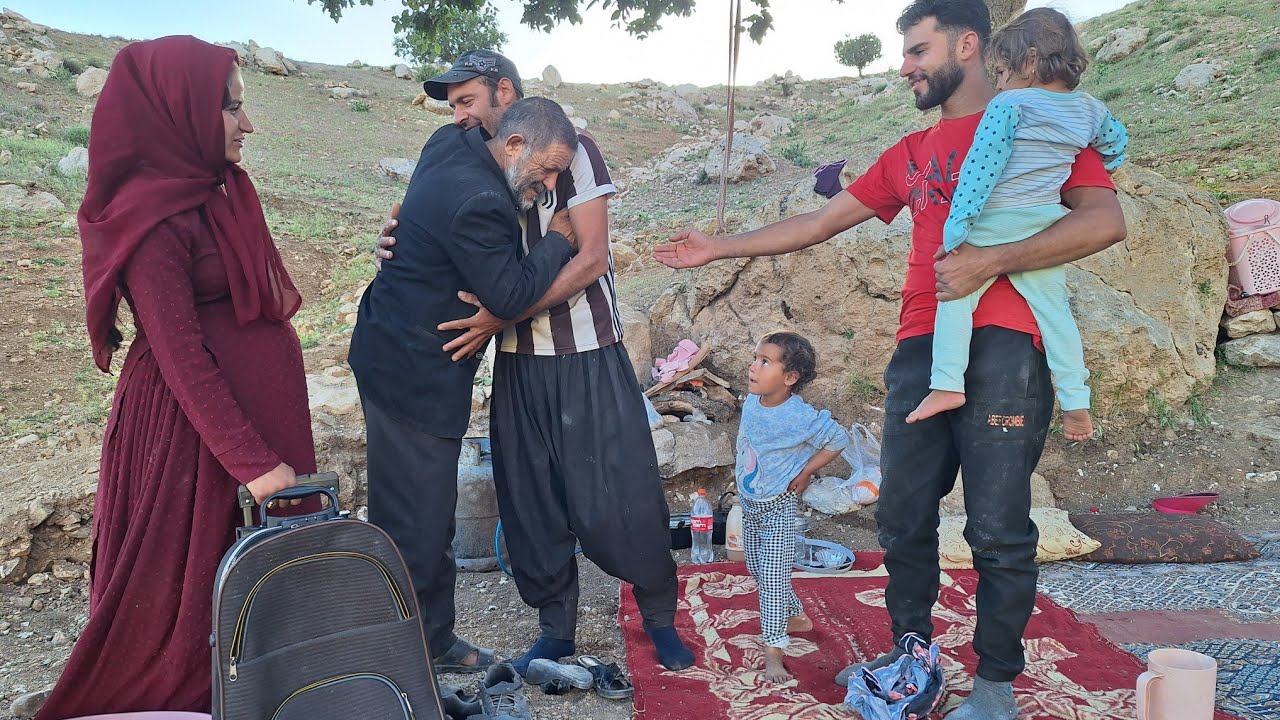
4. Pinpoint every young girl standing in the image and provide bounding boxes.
[735,331,849,683]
